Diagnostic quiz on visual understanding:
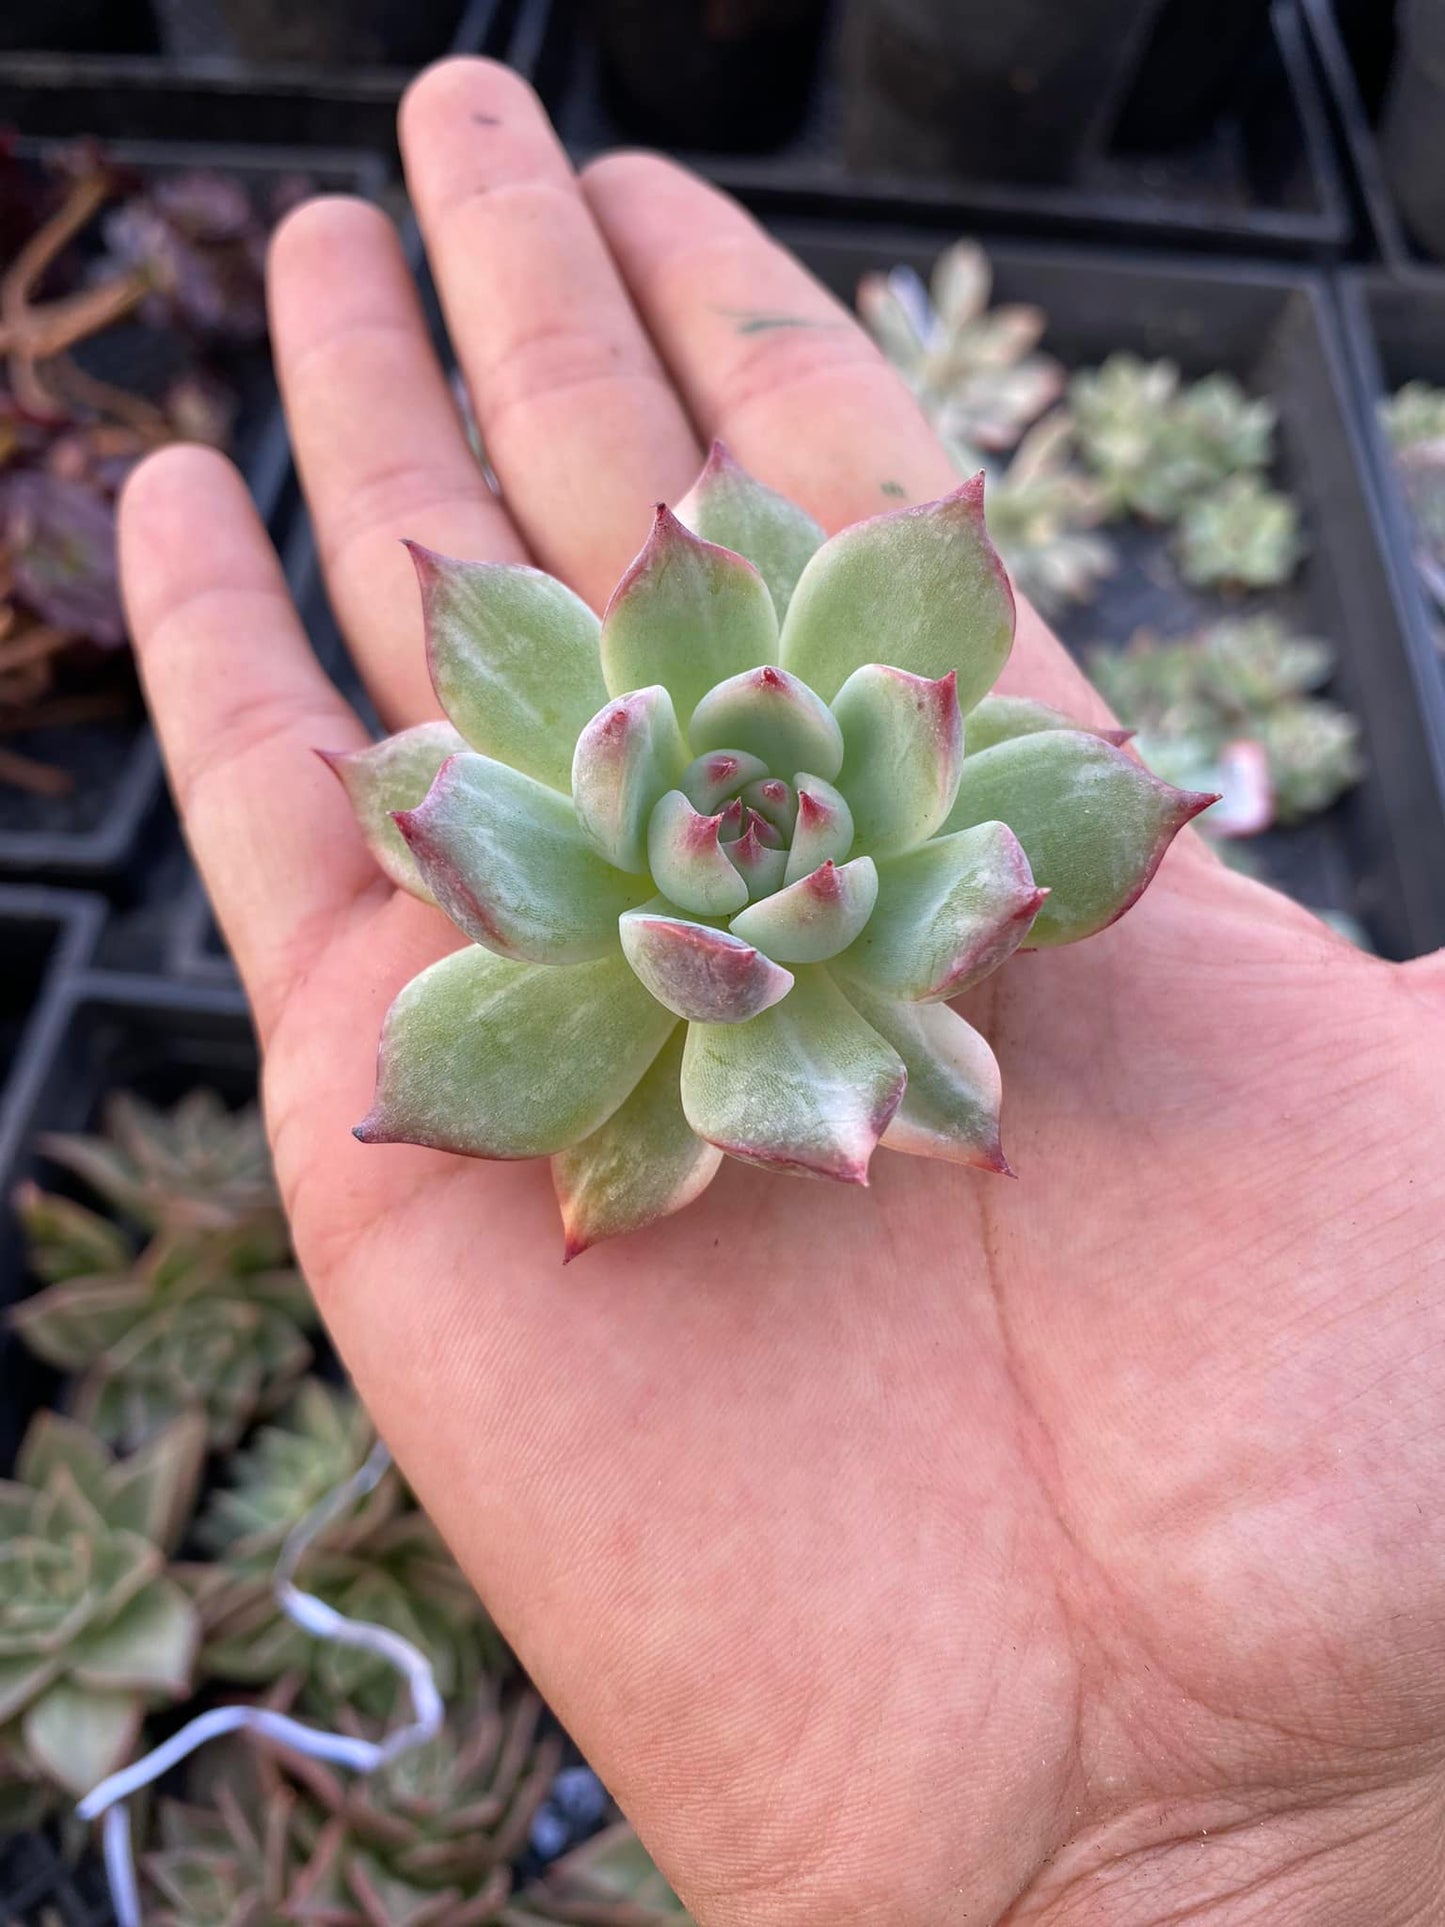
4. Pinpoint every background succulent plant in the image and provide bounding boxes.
[267,1685,560,1925]
[0,1409,204,1809]
[857,243,1065,455]
[10,1093,316,1449]
[1380,381,1445,618]
[1068,355,1278,525]
[182,1380,502,1719]
[503,1822,690,1924]
[143,1775,307,1927]
[329,446,1209,1256]
[1173,473,1306,592]
[1088,618,1362,835]
[977,412,1116,616]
